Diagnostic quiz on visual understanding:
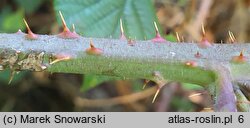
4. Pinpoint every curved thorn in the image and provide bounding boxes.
[142,80,150,89]
[188,92,203,98]
[50,57,71,65]
[152,88,160,103]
